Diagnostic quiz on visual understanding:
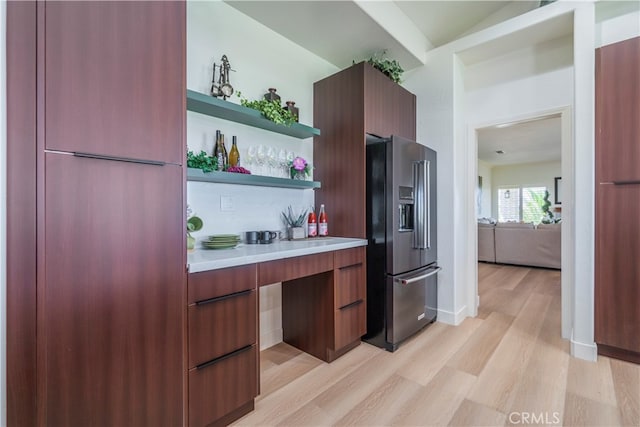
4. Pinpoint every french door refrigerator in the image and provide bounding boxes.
[364,134,440,351]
